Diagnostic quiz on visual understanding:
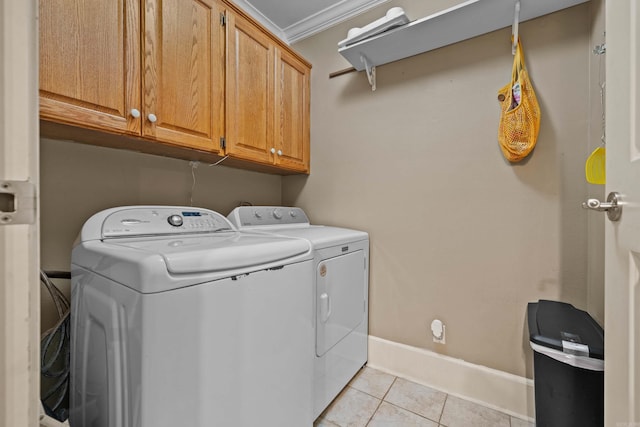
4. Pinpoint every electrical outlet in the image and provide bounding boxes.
[189,160,199,169]
[431,319,446,344]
